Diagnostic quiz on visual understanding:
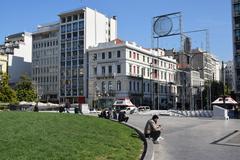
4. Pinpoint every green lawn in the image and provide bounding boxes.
[0,112,143,160]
